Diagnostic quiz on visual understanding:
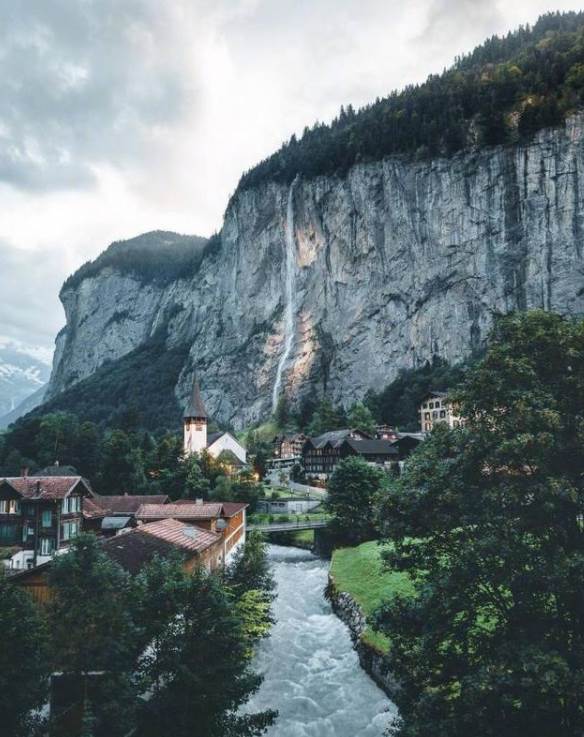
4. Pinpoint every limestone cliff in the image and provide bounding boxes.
[46,117,584,429]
